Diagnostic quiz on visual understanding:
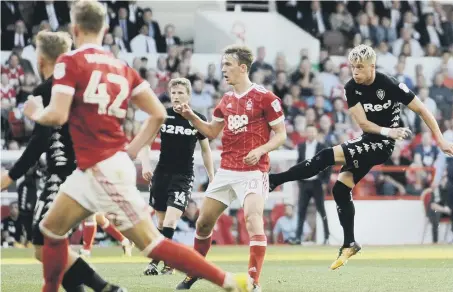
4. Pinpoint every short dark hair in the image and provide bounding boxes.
[223,45,254,72]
